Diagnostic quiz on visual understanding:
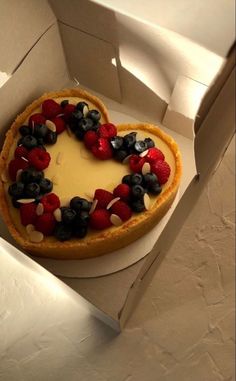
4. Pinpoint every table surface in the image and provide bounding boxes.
[0,137,234,381]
